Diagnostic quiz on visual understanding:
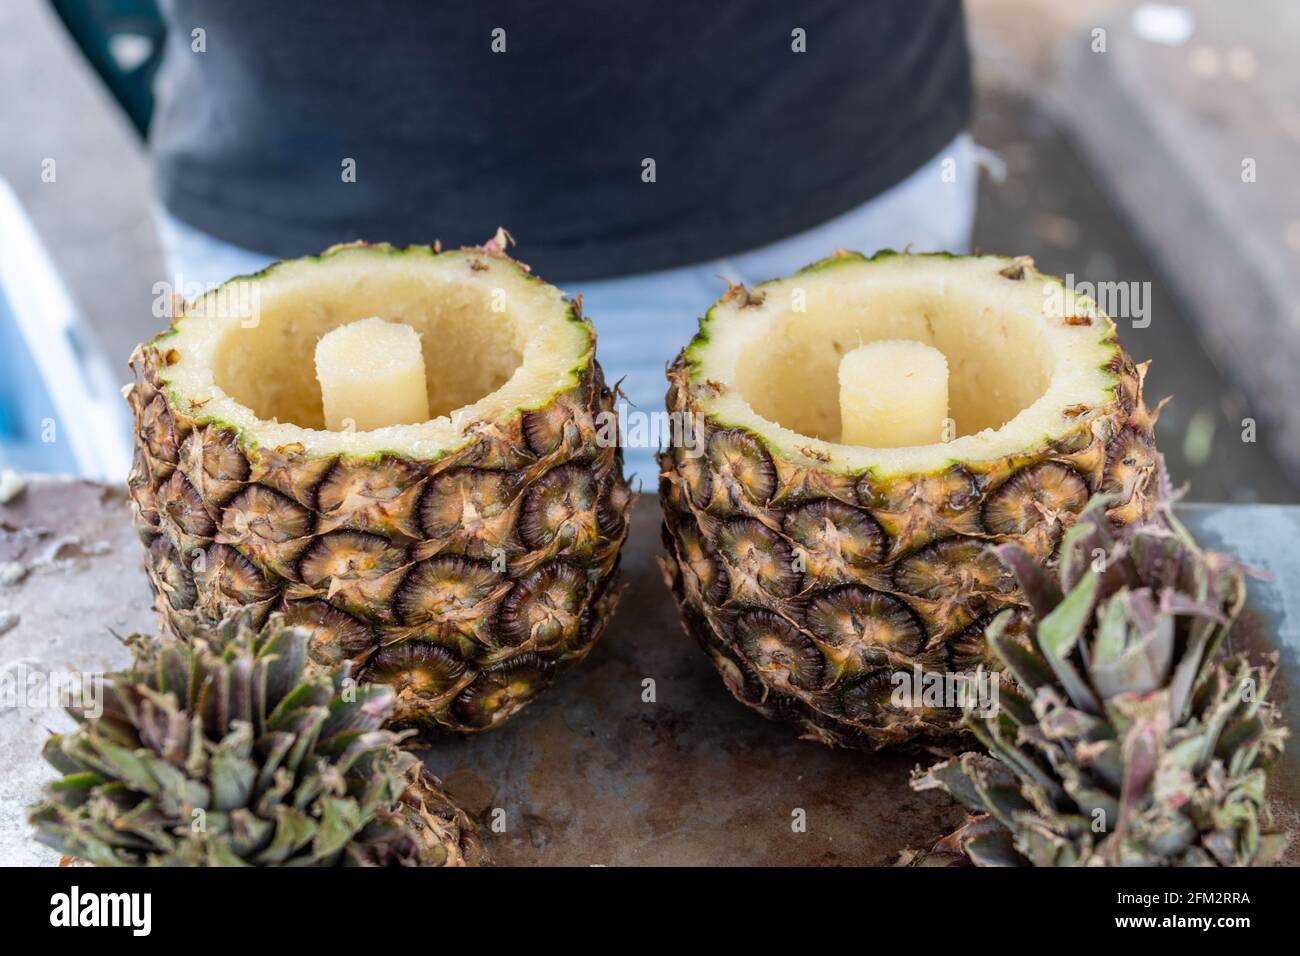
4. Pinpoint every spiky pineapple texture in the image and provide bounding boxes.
[127,241,633,739]
[28,615,489,867]
[910,498,1289,866]
[659,252,1163,750]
